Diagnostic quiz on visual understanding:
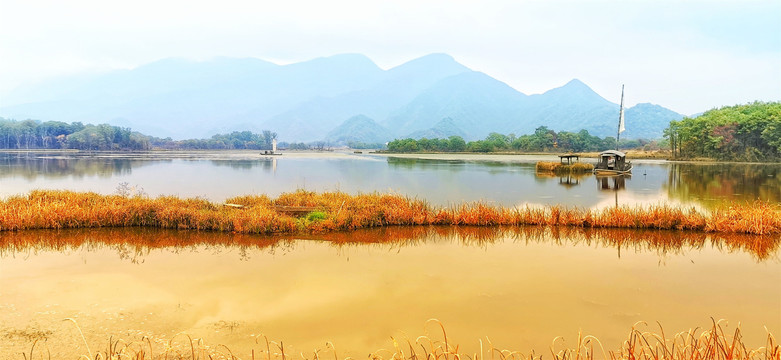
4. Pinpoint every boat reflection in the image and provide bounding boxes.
[596,174,630,191]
